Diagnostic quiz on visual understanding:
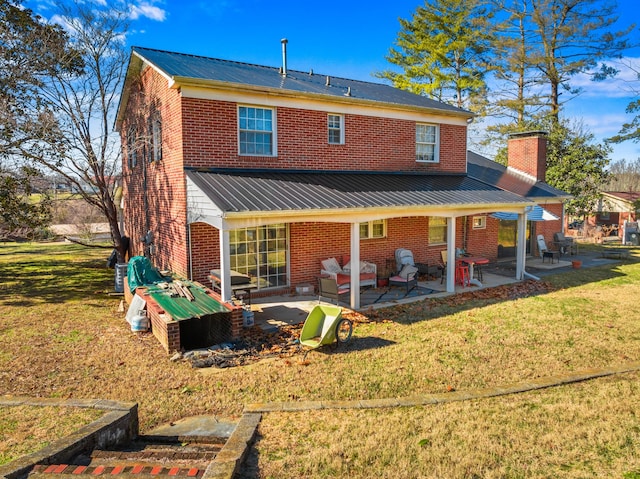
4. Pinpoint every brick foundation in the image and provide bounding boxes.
[126,282,242,354]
